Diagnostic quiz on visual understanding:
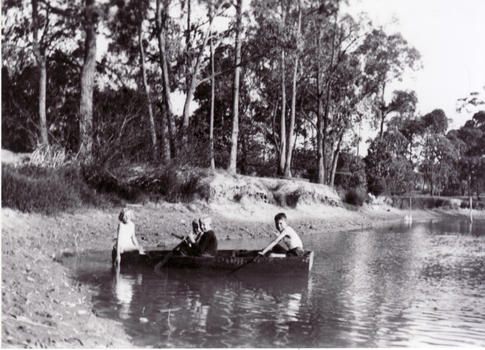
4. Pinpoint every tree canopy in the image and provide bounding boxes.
[3,0,482,198]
